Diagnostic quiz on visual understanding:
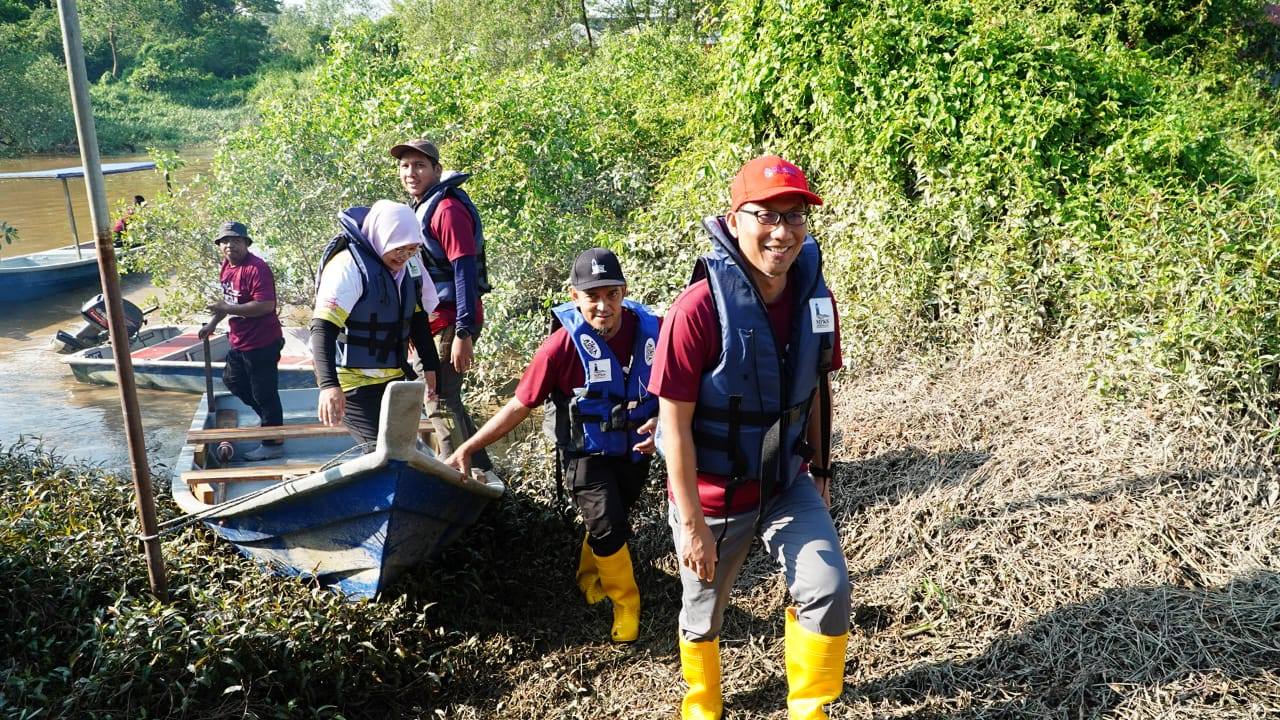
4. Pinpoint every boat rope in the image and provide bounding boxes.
[137,441,377,541]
